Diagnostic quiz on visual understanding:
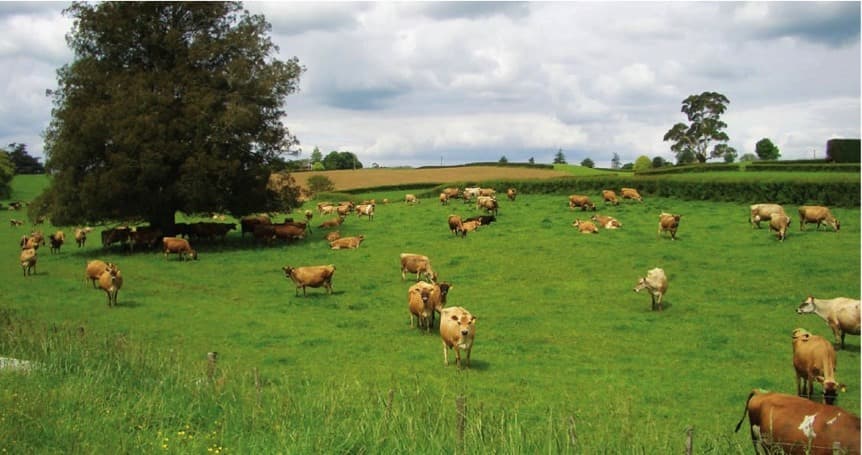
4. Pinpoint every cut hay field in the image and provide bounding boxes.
[0,173,859,453]
[290,165,579,191]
